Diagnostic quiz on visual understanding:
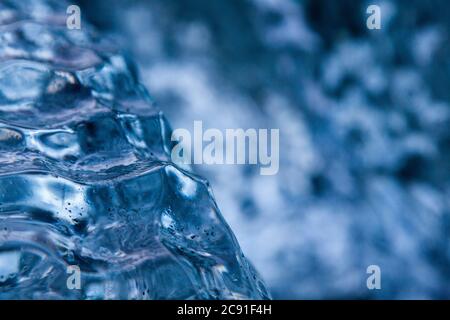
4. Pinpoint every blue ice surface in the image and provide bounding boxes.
[90,0,450,299]
[0,0,270,299]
